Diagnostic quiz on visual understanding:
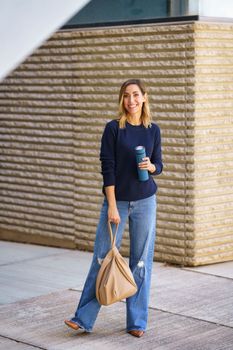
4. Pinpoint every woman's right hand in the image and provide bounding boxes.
[108,205,121,224]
